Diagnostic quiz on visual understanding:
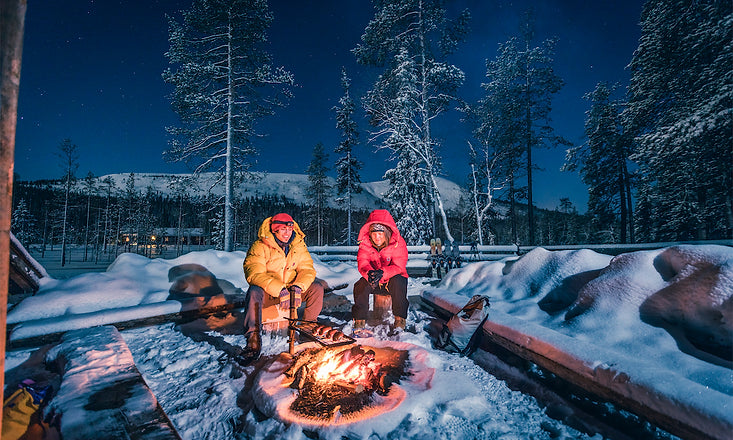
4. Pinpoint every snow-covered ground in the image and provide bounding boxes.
[5,245,732,439]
